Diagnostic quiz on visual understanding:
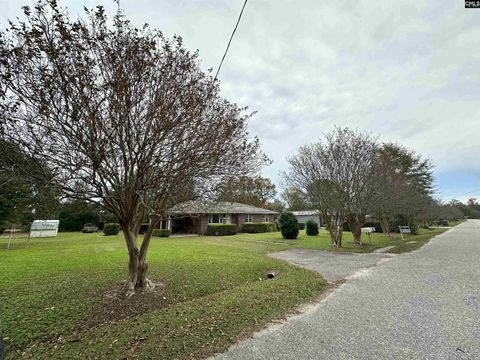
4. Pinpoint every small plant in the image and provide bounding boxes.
[103,223,120,236]
[277,212,299,239]
[152,229,170,237]
[305,220,319,236]
[206,224,237,236]
[298,223,305,230]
